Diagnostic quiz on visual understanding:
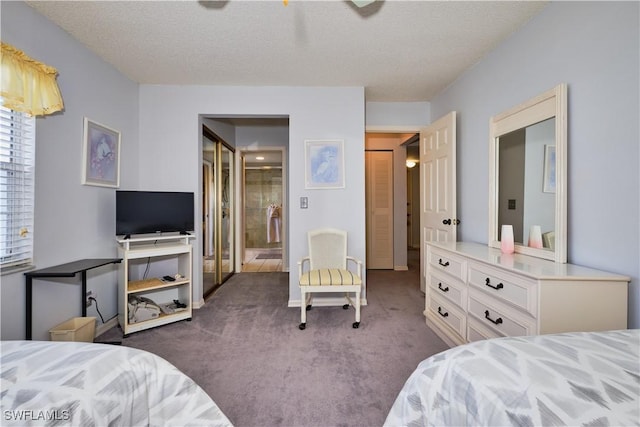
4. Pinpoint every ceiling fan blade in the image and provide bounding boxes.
[351,0,376,7]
